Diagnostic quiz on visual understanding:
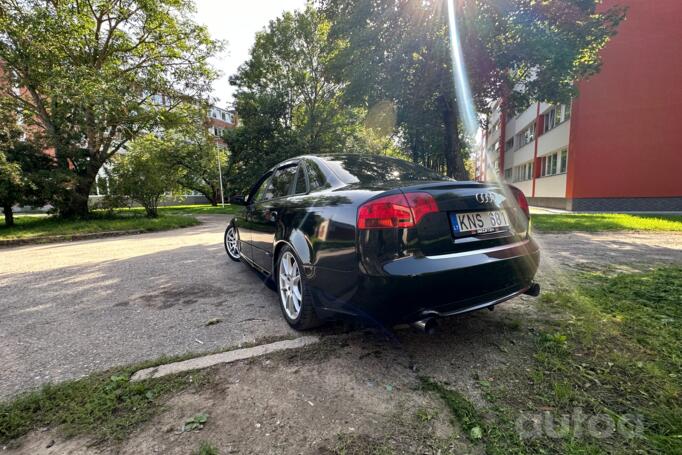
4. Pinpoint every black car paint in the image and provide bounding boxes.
[230,154,540,326]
